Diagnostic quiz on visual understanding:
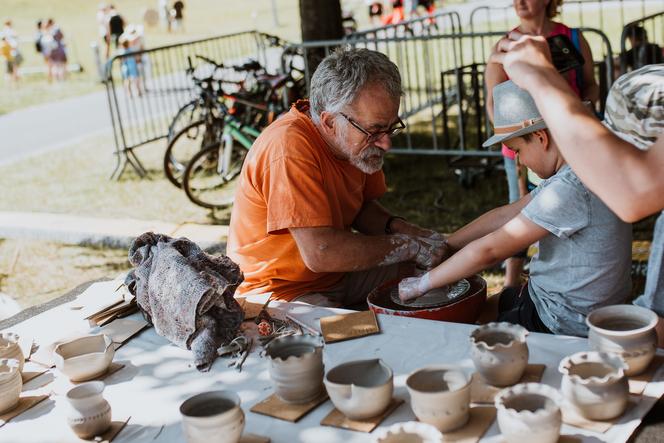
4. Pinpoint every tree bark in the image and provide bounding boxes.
[299,0,344,74]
